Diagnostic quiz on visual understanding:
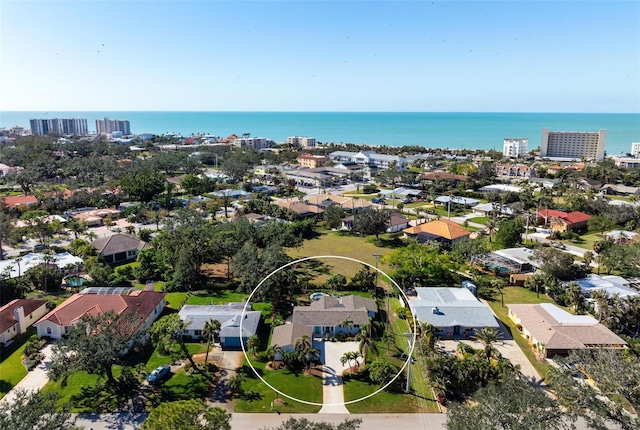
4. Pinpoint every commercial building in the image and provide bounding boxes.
[328,150,407,172]
[503,138,528,158]
[297,153,328,169]
[287,136,316,148]
[540,128,606,161]
[30,118,88,136]
[95,117,131,135]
